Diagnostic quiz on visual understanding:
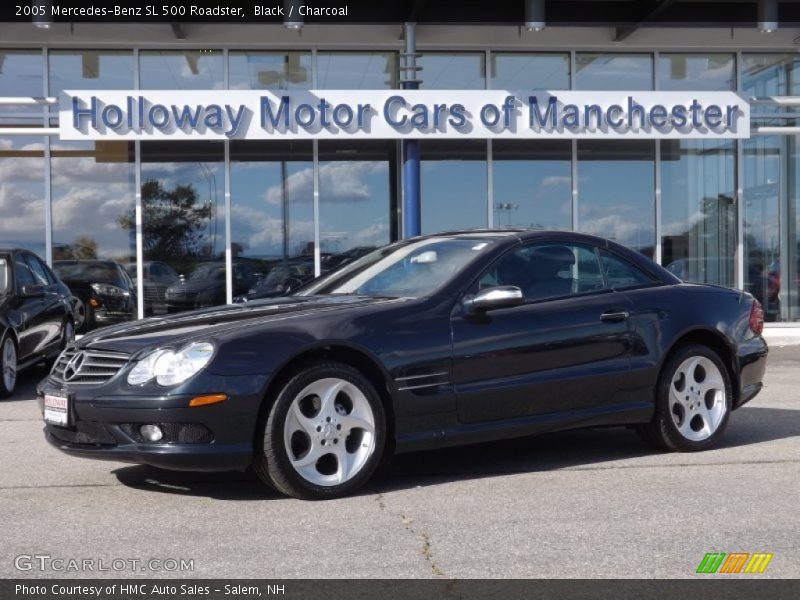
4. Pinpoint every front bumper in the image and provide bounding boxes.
[37,375,267,472]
